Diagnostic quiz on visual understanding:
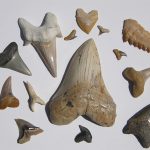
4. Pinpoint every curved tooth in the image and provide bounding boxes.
[18,12,62,77]
[15,118,43,144]
[23,81,45,112]
[0,76,19,109]
[64,30,77,41]
[0,42,31,76]
[122,19,150,53]
[45,39,116,126]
